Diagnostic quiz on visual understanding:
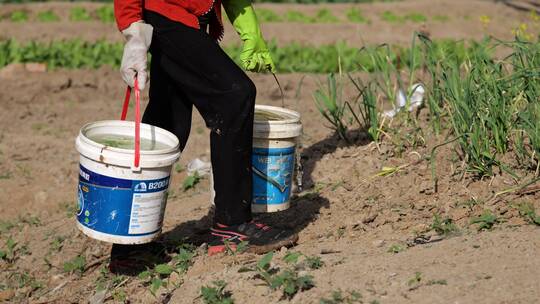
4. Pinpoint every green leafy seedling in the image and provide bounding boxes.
[388,244,405,254]
[320,289,362,304]
[37,10,60,22]
[283,252,302,264]
[517,203,540,226]
[10,11,28,22]
[431,214,458,235]
[63,255,86,274]
[70,7,92,21]
[270,269,314,299]
[201,280,234,304]
[183,172,201,191]
[471,211,499,231]
[407,272,422,286]
[305,256,324,270]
